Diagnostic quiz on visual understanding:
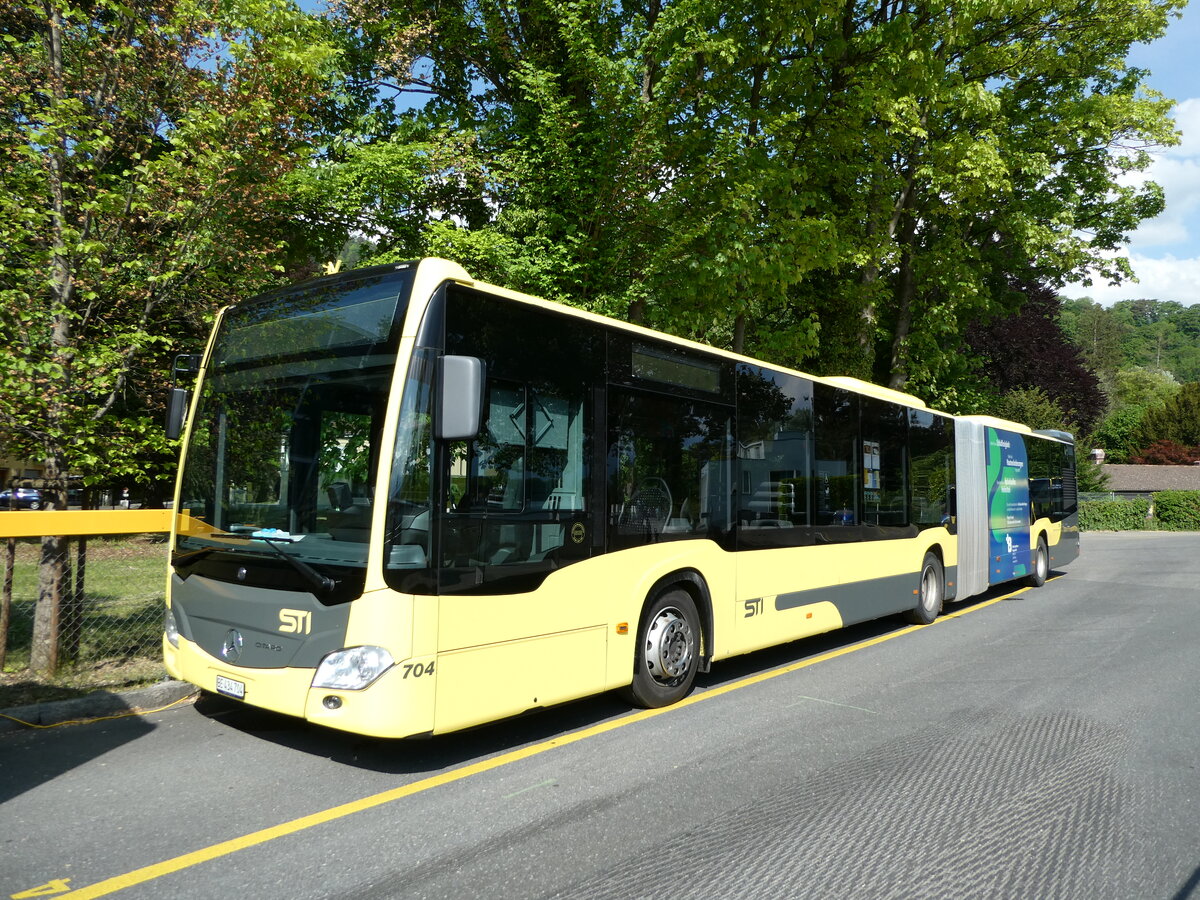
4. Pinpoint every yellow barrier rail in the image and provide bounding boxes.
[0,508,178,539]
